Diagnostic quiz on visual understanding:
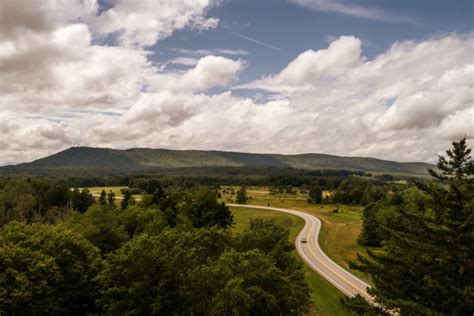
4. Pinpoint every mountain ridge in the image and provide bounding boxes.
[0,146,433,176]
